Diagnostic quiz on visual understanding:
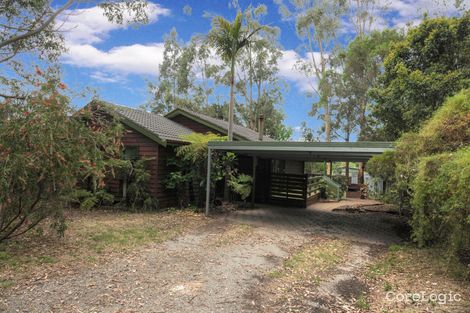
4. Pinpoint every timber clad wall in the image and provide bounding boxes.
[155,145,178,208]
[169,115,225,136]
[105,126,177,208]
